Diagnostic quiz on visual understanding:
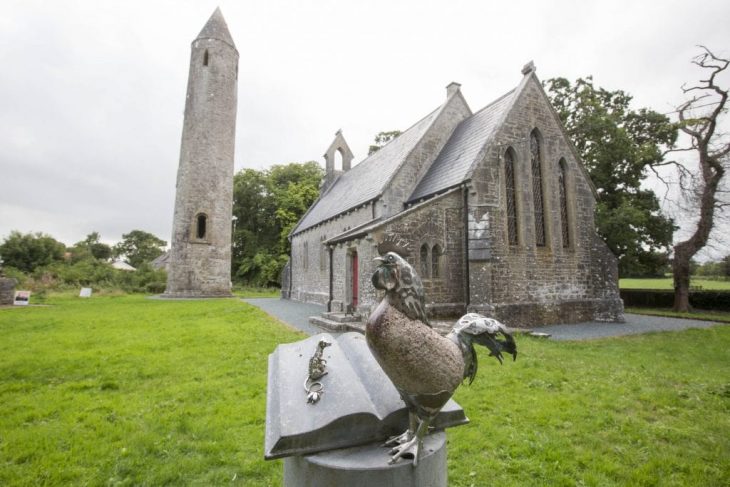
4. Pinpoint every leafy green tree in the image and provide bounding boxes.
[0,231,66,273]
[232,162,322,286]
[71,232,112,262]
[545,76,677,276]
[113,230,166,268]
[368,130,401,155]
